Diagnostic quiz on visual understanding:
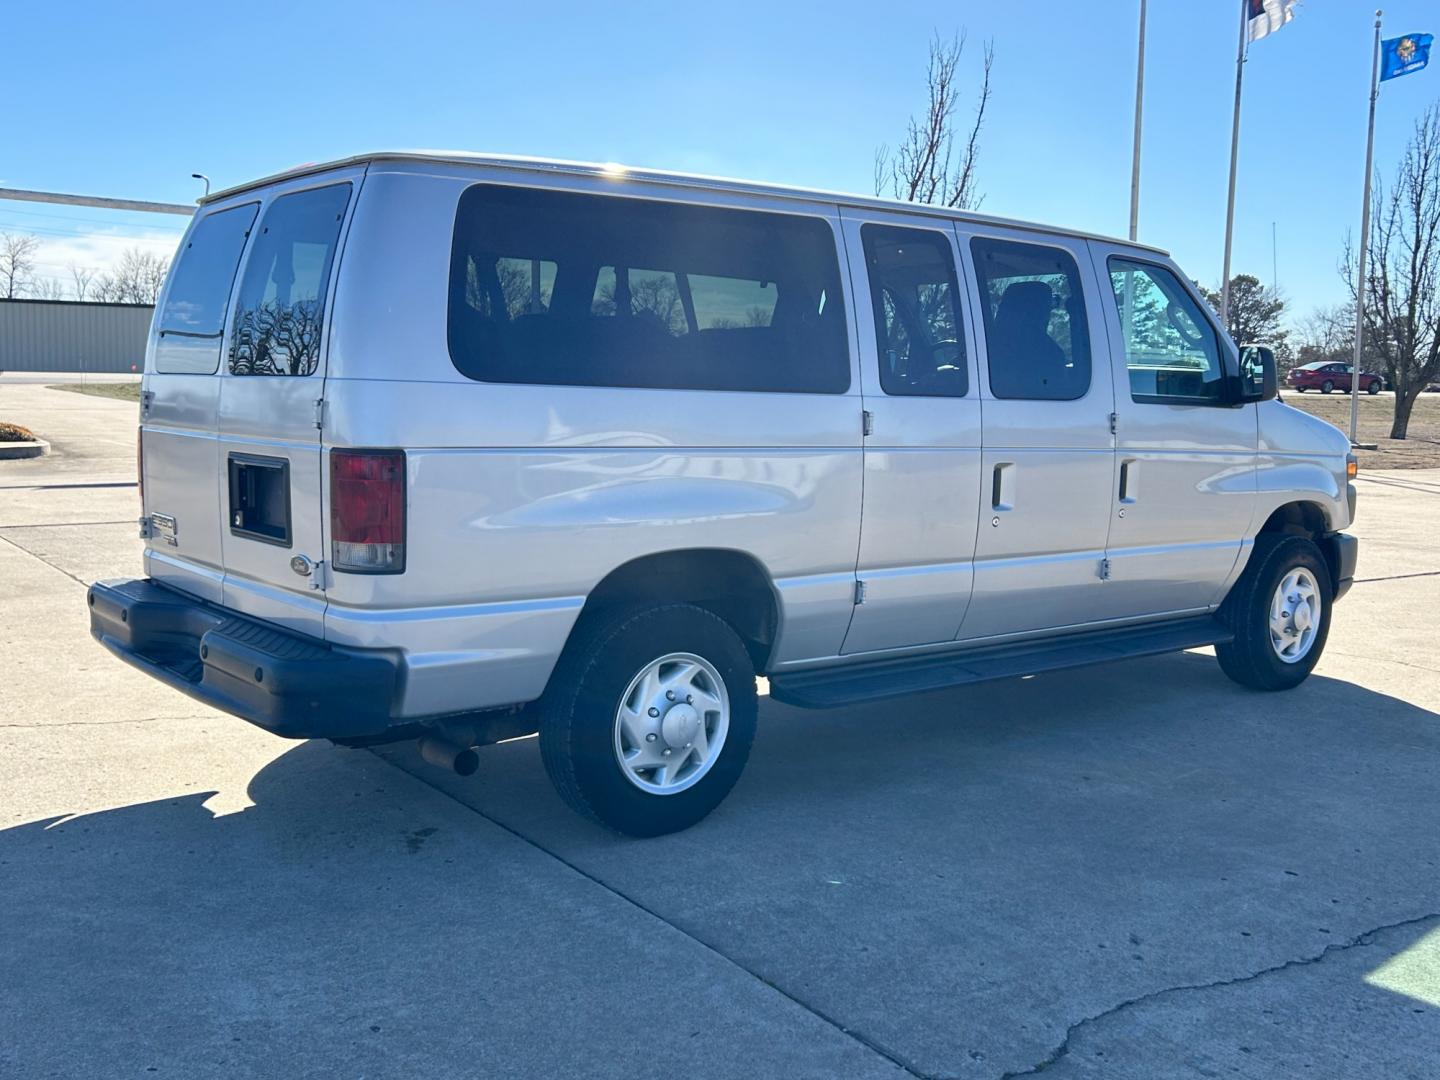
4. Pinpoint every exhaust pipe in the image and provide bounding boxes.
[418,734,479,777]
